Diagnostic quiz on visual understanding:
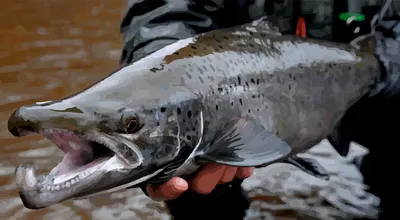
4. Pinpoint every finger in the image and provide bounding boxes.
[146,177,188,200]
[191,164,226,194]
[219,167,237,184]
[235,167,254,179]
